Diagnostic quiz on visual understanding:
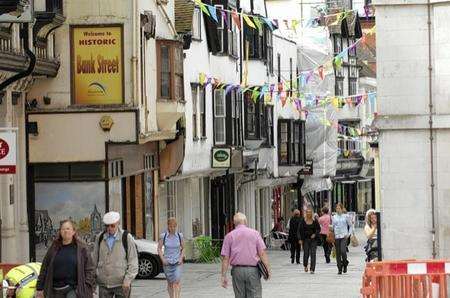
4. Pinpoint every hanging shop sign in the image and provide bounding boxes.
[0,131,16,174]
[71,25,124,105]
[212,147,231,168]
